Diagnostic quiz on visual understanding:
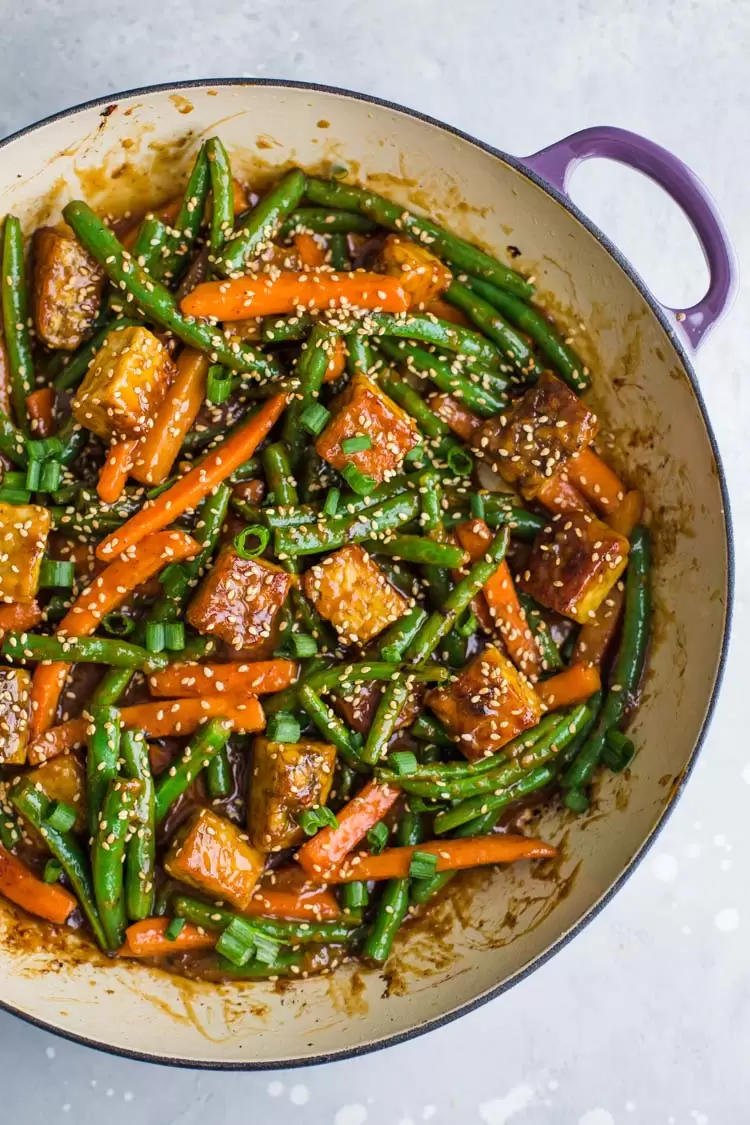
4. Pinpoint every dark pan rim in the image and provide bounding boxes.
[0,76,734,1071]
